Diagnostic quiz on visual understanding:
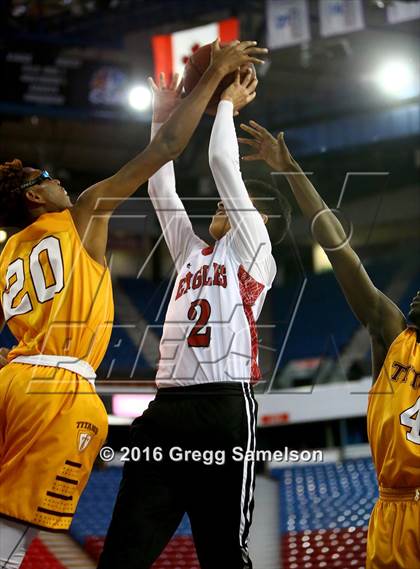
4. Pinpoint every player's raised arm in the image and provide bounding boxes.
[239,121,406,346]
[208,71,275,283]
[70,40,268,265]
[73,41,267,217]
[148,72,207,271]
